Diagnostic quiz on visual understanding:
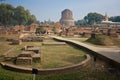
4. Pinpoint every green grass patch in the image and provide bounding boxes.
[0,66,32,80]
